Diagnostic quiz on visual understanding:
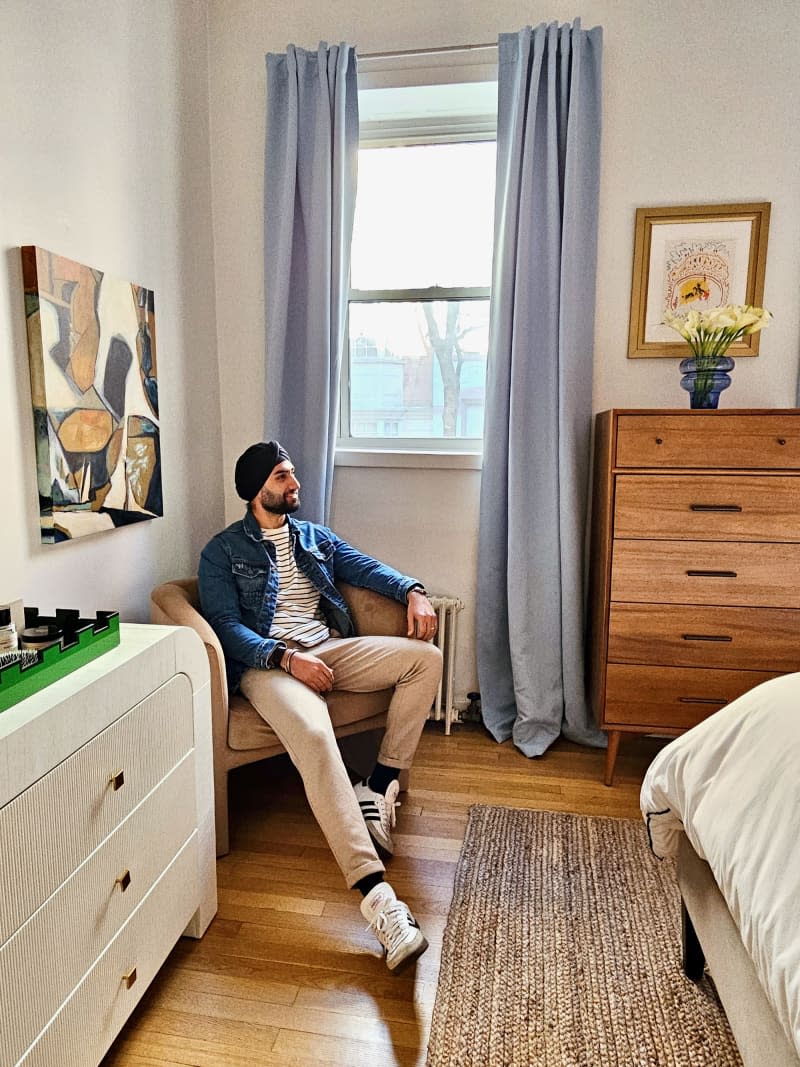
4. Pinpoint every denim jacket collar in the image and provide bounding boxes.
[242,506,264,542]
[243,506,299,545]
